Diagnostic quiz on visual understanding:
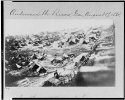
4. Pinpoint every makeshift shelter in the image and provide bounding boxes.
[89,37,97,43]
[82,40,88,44]
[30,63,39,72]
[73,53,88,63]
[69,40,77,45]
[36,66,47,74]
[29,62,47,74]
